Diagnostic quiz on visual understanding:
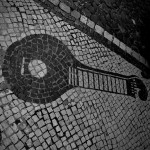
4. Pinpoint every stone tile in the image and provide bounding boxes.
[8,145,16,150]
[80,15,88,24]
[113,37,120,47]
[59,2,71,13]
[87,19,95,29]
[33,139,41,147]
[56,140,63,148]
[104,31,113,42]
[10,134,18,144]
[131,51,139,60]
[61,93,68,100]
[145,60,149,68]
[71,10,80,19]
[95,25,104,35]
[125,46,132,54]
[139,55,145,64]
[0,1,150,150]
[119,42,126,51]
